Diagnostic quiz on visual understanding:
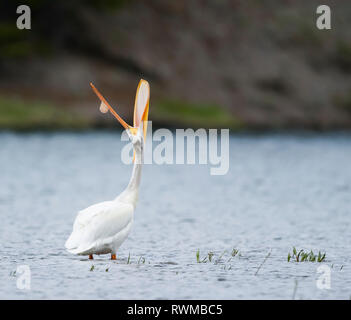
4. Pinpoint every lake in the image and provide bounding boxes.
[0,131,350,299]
